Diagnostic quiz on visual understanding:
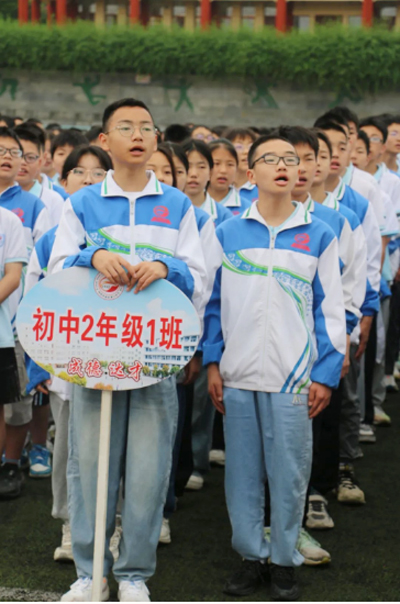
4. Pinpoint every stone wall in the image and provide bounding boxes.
[0,71,399,128]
